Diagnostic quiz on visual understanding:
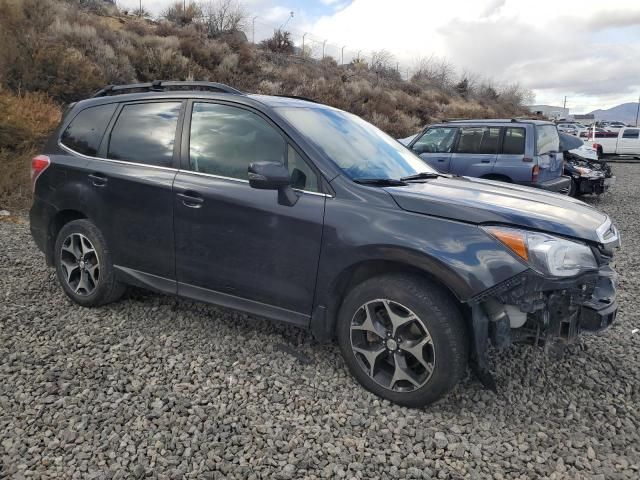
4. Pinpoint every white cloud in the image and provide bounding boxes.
[308,0,640,111]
